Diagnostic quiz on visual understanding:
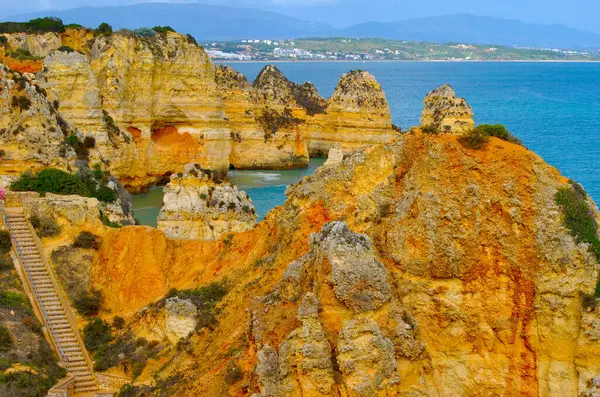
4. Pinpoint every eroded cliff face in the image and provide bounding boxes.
[307,70,394,156]
[220,64,395,169]
[219,64,310,170]
[1,29,397,191]
[157,163,256,240]
[421,84,475,133]
[0,63,73,176]
[89,131,600,396]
